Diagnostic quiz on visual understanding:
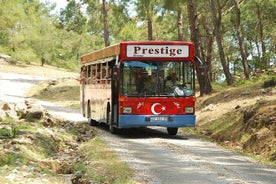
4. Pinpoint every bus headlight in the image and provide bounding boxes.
[184,107,194,114]
[123,107,132,114]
